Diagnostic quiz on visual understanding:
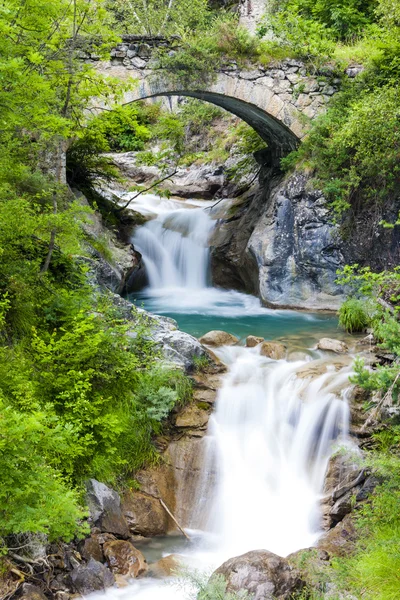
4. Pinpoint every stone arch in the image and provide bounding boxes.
[125,90,299,160]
